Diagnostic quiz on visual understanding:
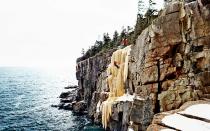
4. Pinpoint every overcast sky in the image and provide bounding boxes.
[0,0,163,70]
